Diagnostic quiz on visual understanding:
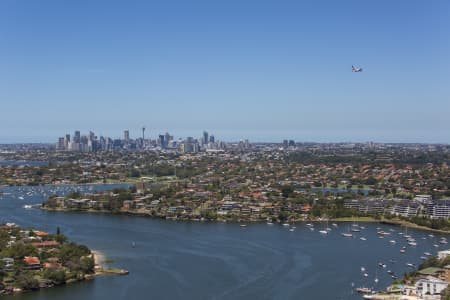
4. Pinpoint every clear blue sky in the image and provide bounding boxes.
[1,0,449,143]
